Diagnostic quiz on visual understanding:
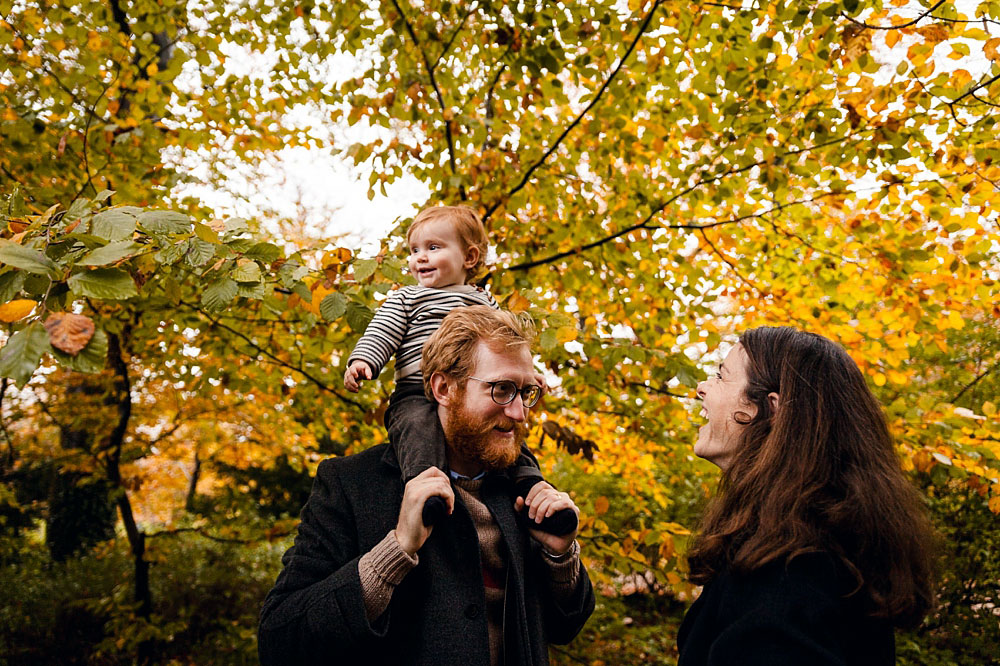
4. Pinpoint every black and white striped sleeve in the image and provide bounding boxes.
[347,290,409,377]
